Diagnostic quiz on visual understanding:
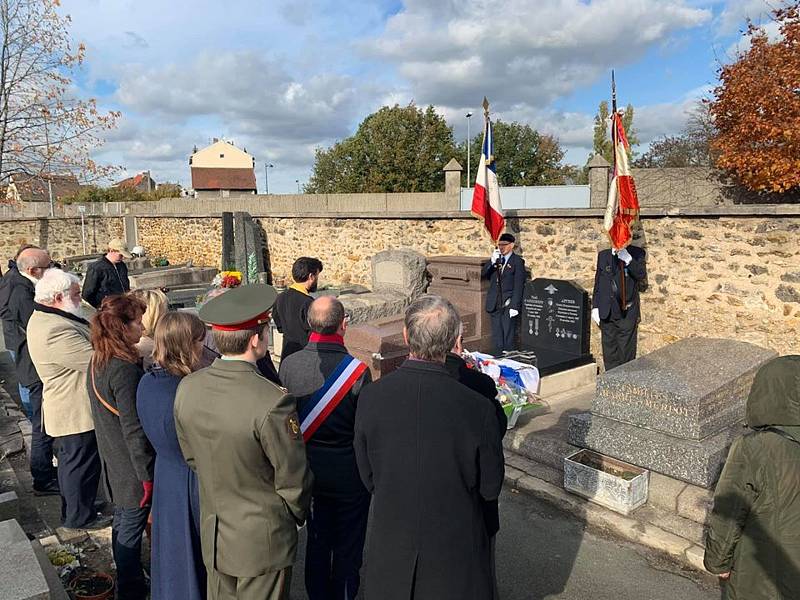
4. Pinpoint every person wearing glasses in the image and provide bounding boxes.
[481,232,527,353]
